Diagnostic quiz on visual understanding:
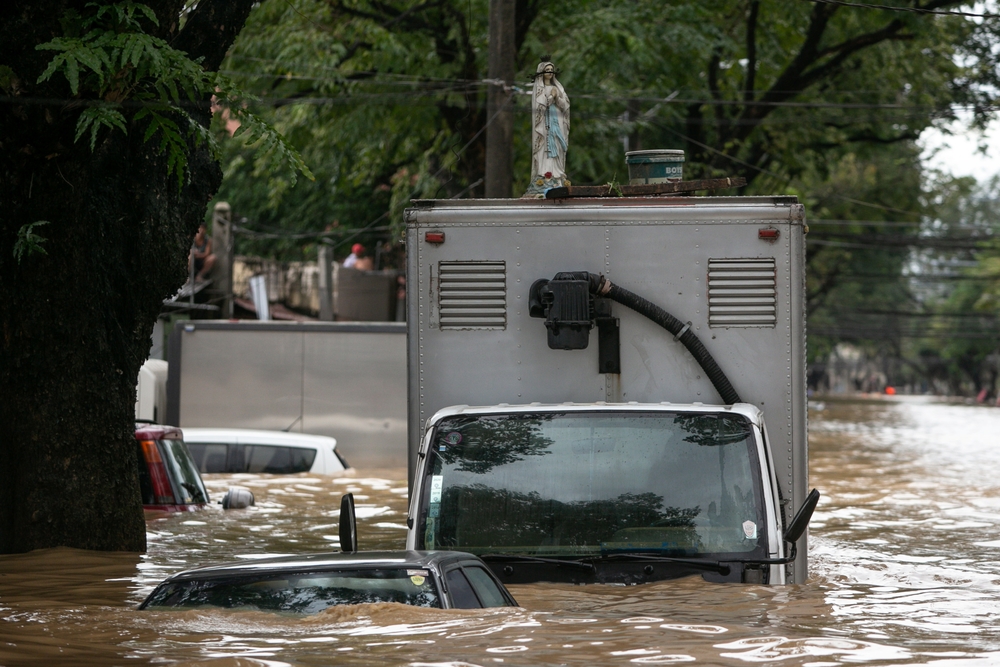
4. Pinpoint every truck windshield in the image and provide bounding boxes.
[419,411,766,559]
